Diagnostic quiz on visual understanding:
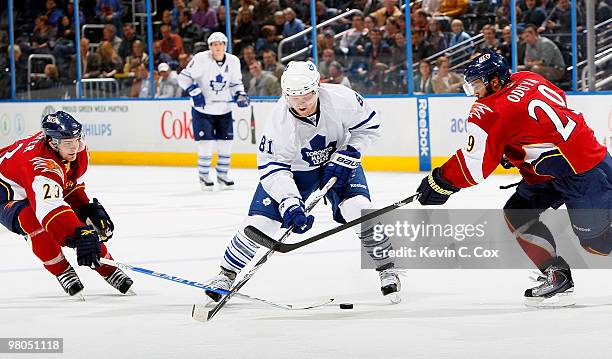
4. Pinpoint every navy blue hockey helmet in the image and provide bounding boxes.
[41,111,82,140]
[462,51,511,96]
